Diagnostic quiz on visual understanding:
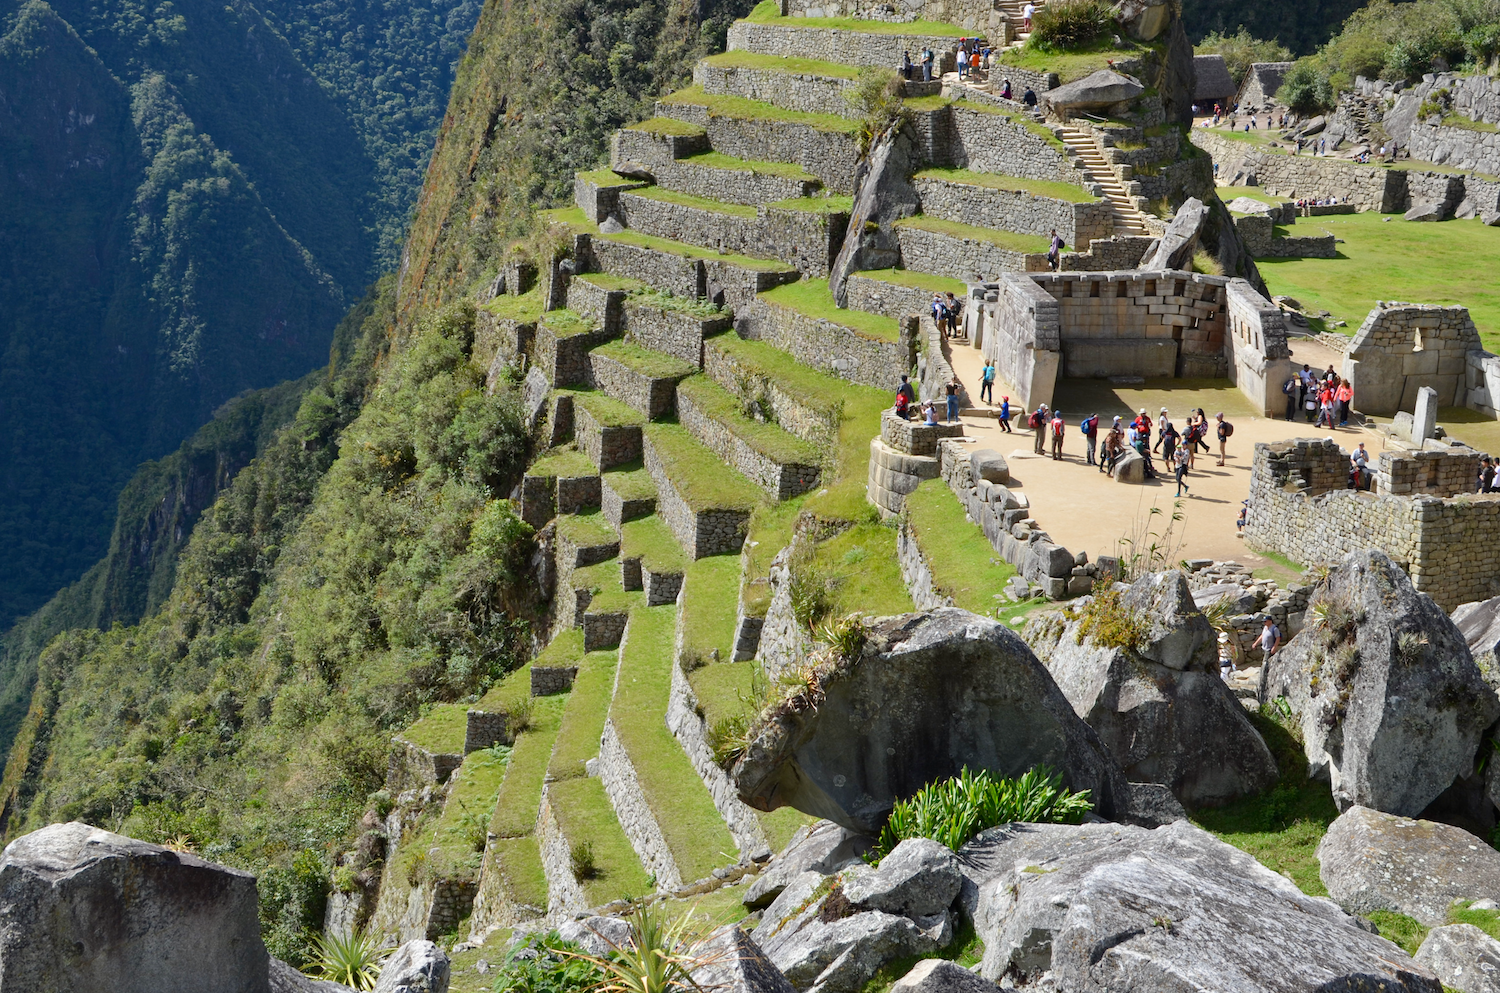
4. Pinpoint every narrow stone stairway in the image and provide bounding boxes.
[1060,126,1154,237]
[996,0,1043,50]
